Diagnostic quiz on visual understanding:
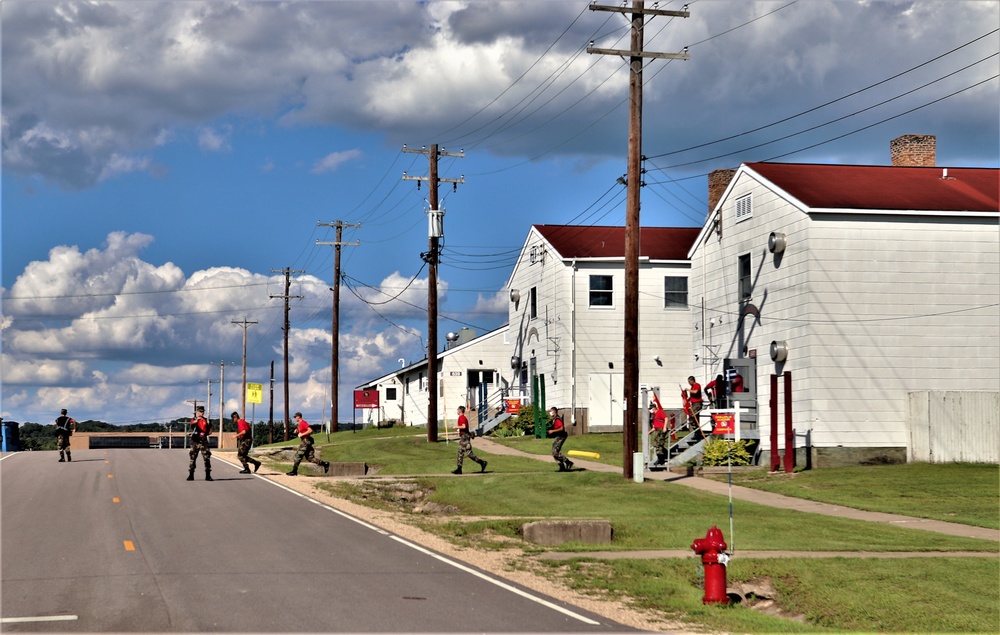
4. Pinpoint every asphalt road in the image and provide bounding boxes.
[1,449,635,633]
